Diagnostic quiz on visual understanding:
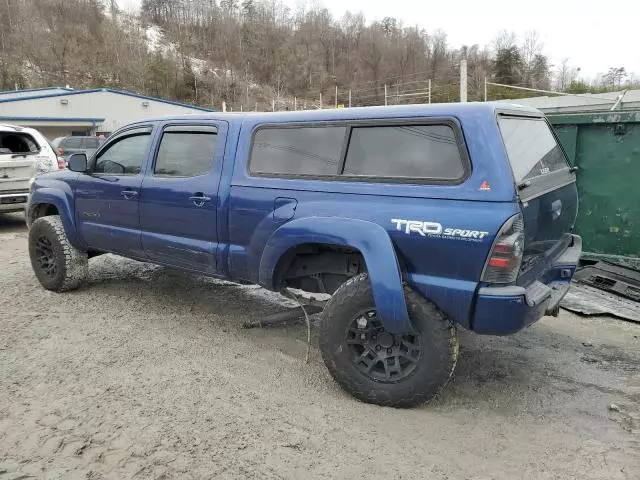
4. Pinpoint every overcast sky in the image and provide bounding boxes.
[118,0,637,81]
